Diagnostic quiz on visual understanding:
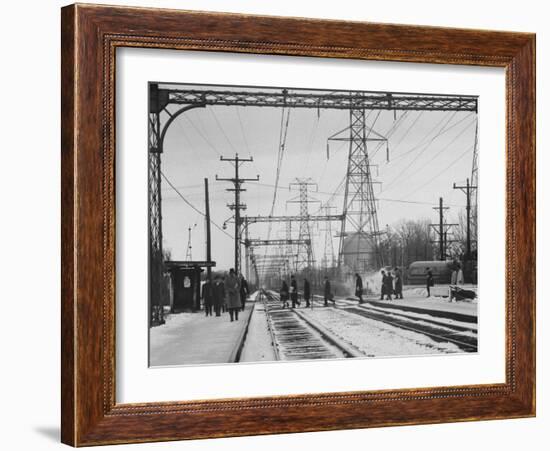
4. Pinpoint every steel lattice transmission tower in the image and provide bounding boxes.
[338,103,384,272]
[287,179,320,272]
[185,225,194,261]
[320,204,337,270]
